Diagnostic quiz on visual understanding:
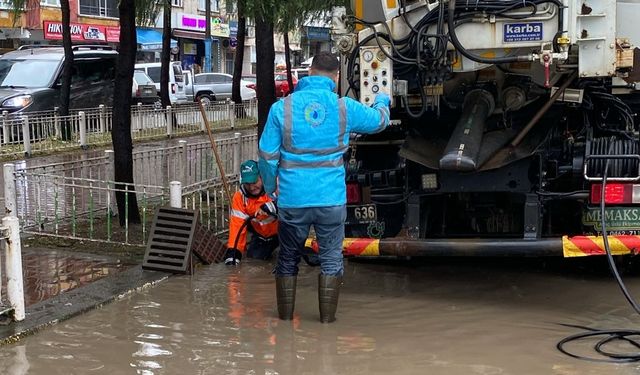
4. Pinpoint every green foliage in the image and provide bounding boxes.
[8,0,29,27]
[135,0,163,27]
[242,0,349,31]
